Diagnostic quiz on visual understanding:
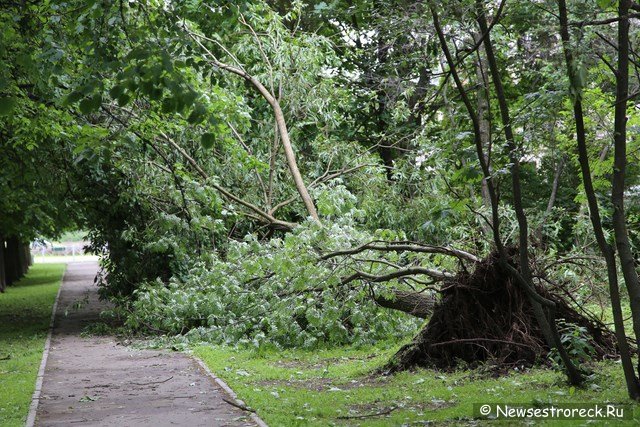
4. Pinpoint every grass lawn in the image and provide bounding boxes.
[194,344,640,426]
[0,264,65,426]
